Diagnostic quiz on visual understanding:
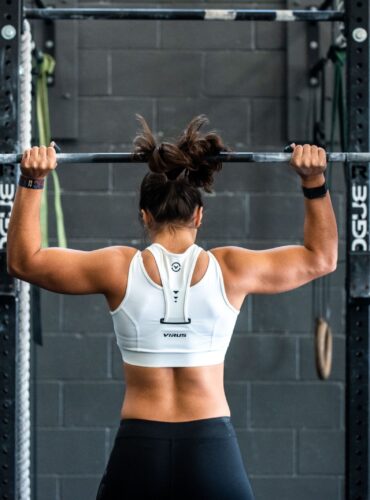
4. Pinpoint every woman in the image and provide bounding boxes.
[7,115,338,499]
